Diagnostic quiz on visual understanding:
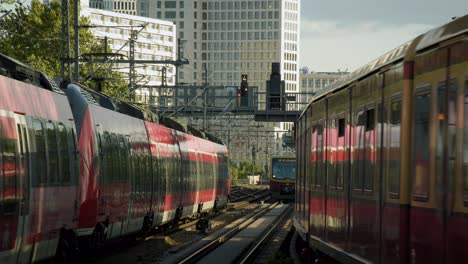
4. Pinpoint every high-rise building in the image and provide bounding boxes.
[299,71,349,104]
[90,0,300,174]
[89,0,138,15]
[138,0,300,98]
